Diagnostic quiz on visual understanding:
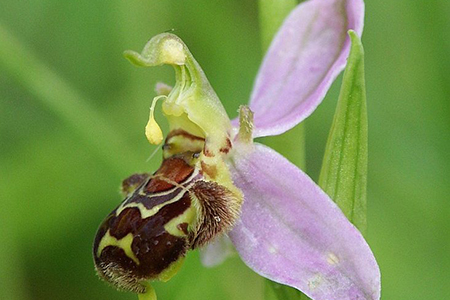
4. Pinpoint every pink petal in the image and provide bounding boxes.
[228,143,380,300]
[248,0,364,137]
